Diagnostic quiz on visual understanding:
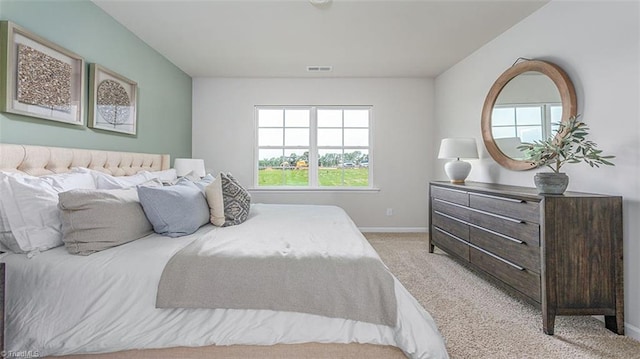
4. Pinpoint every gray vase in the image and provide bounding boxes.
[534,172,569,194]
